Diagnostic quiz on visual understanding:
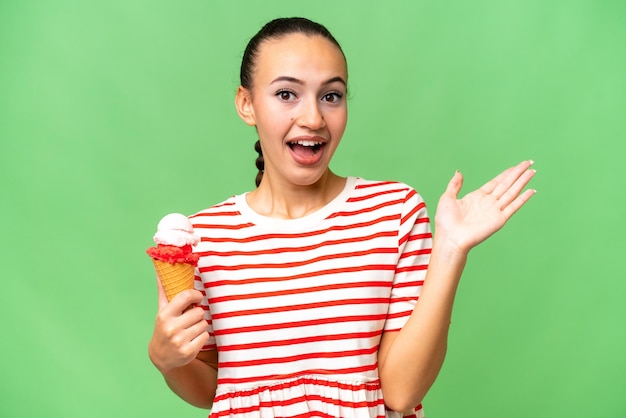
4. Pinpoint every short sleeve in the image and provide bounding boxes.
[384,187,432,332]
